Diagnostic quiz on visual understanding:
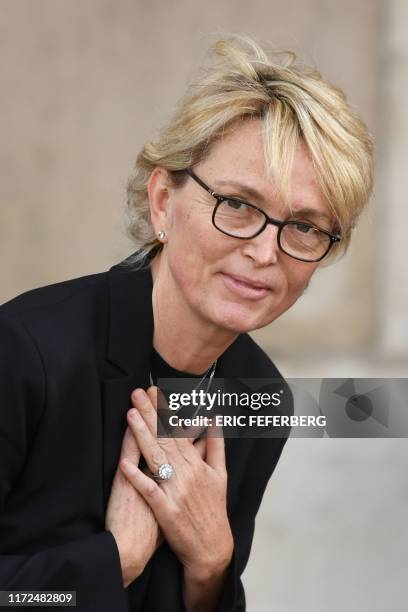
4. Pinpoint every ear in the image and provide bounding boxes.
[147,167,171,239]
